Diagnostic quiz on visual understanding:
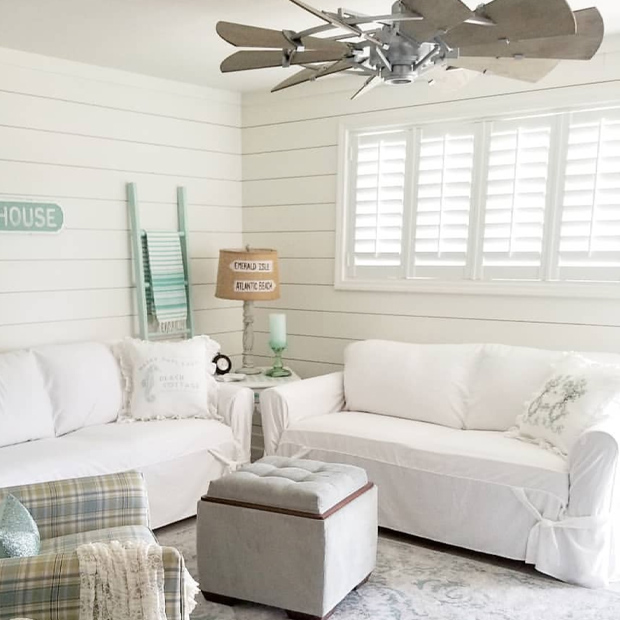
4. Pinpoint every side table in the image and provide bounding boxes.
[220,368,301,462]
